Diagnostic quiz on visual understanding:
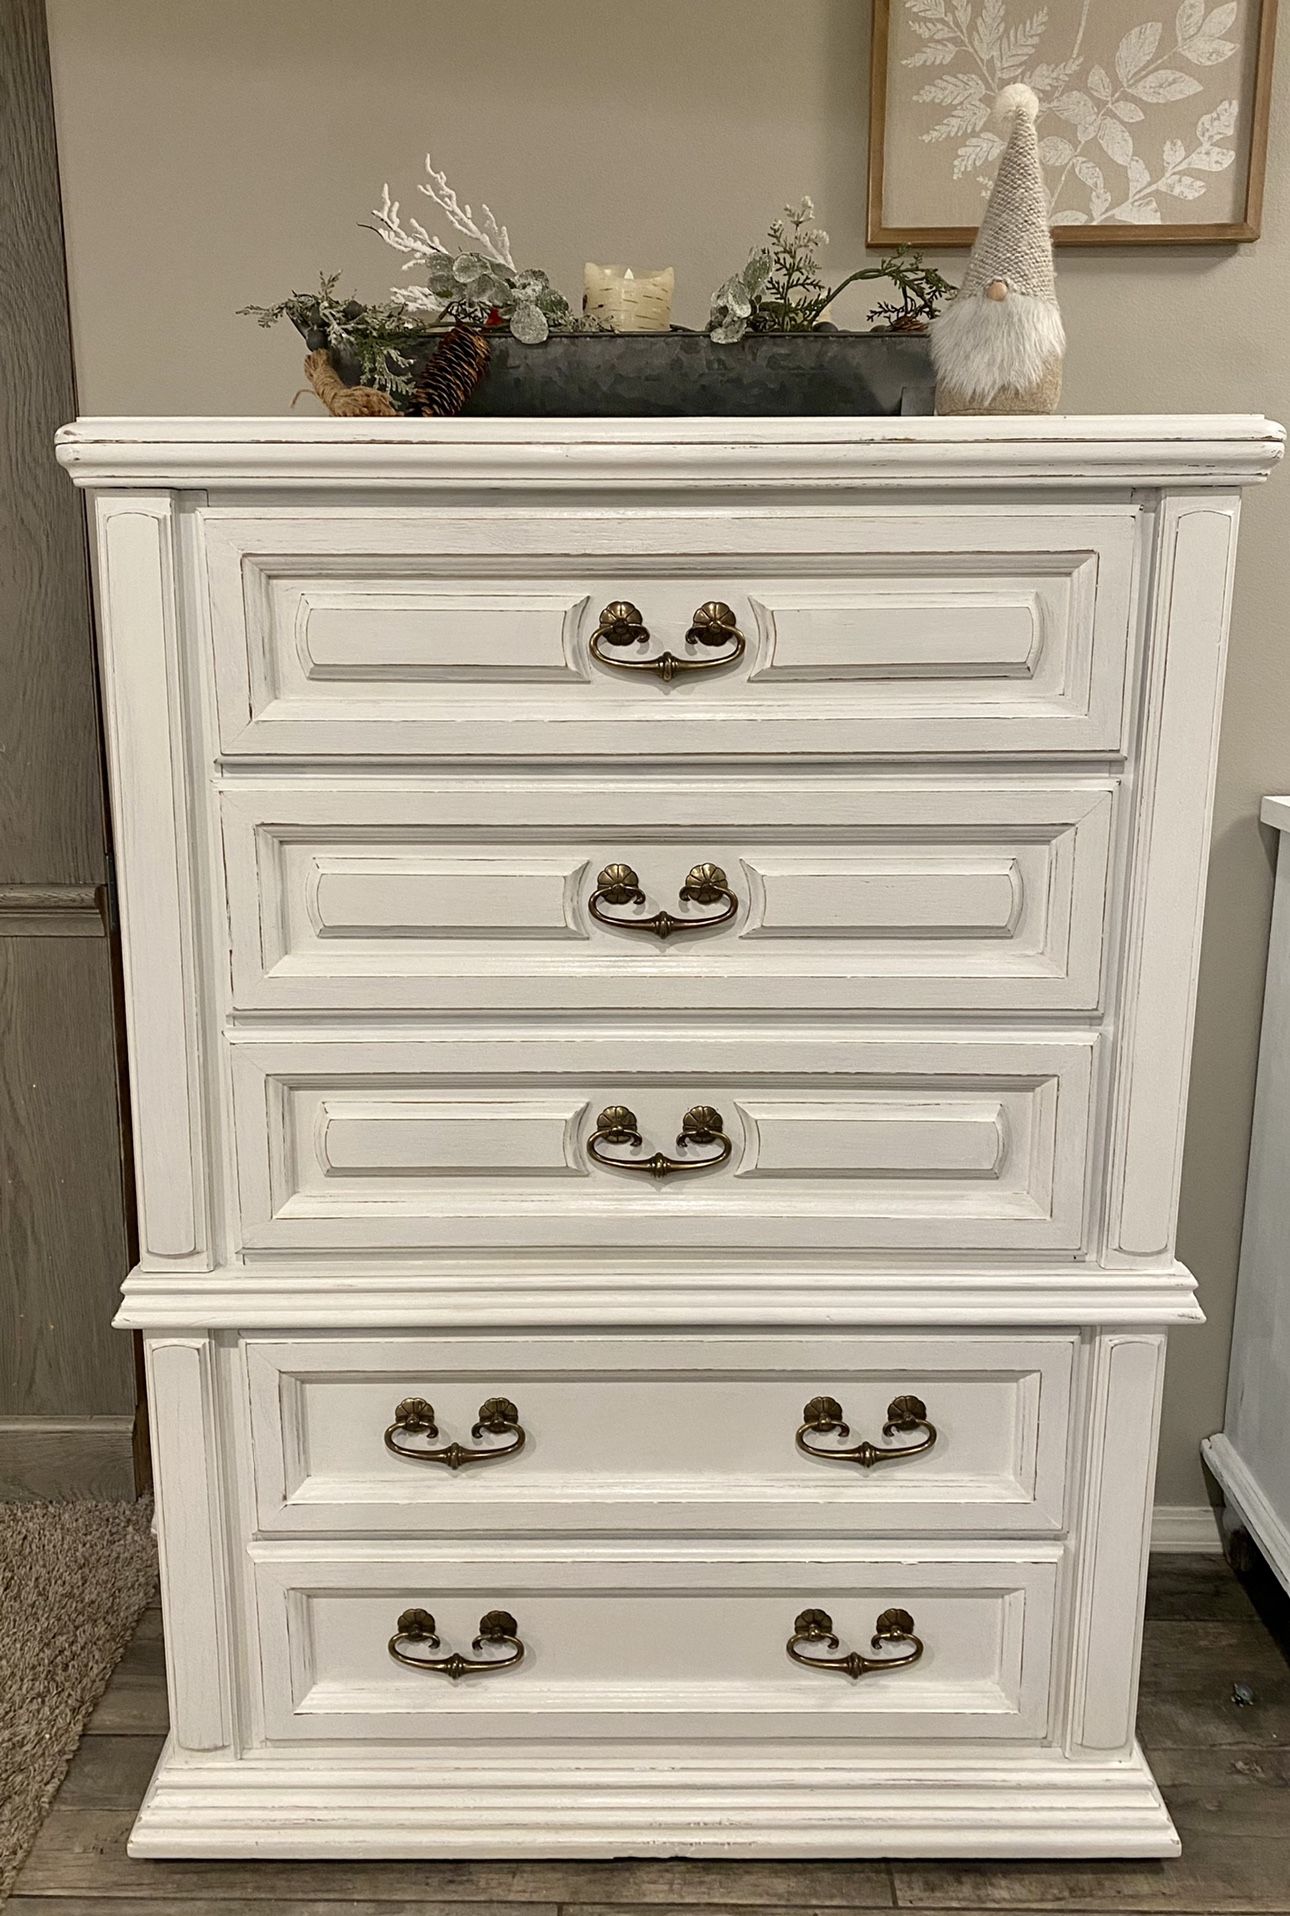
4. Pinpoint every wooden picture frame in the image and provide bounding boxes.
[869,0,1277,245]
